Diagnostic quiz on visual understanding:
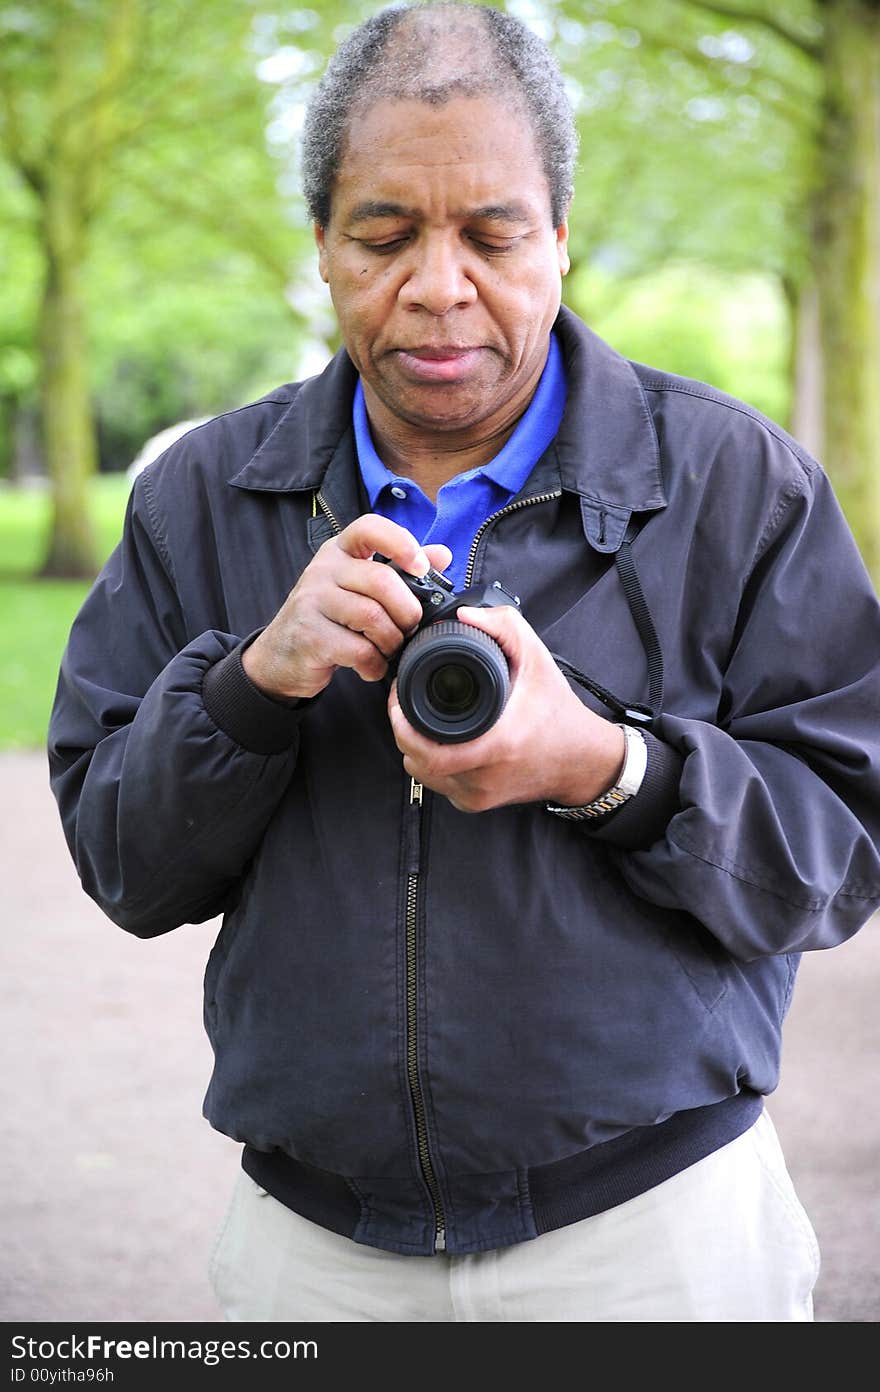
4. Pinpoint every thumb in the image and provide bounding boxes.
[454,601,530,663]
